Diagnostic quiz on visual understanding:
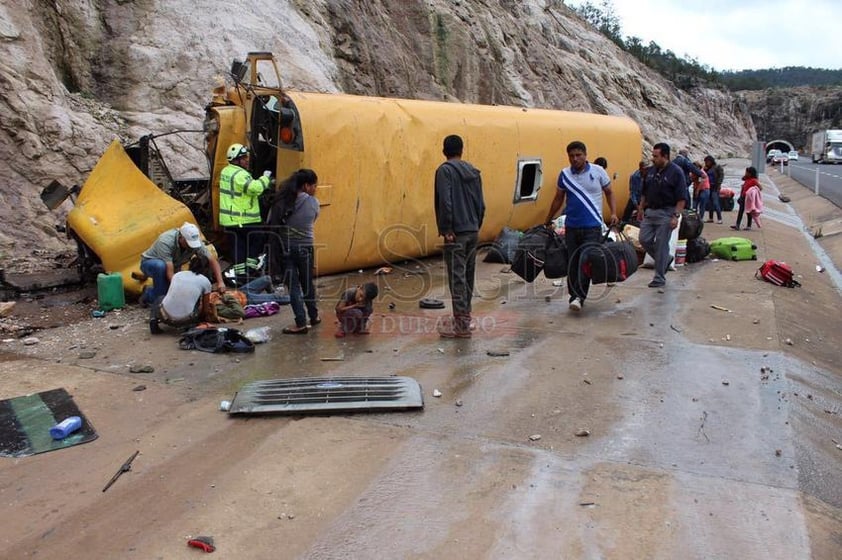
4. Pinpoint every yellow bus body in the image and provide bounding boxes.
[66,141,209,295]
[209,90,641,275]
